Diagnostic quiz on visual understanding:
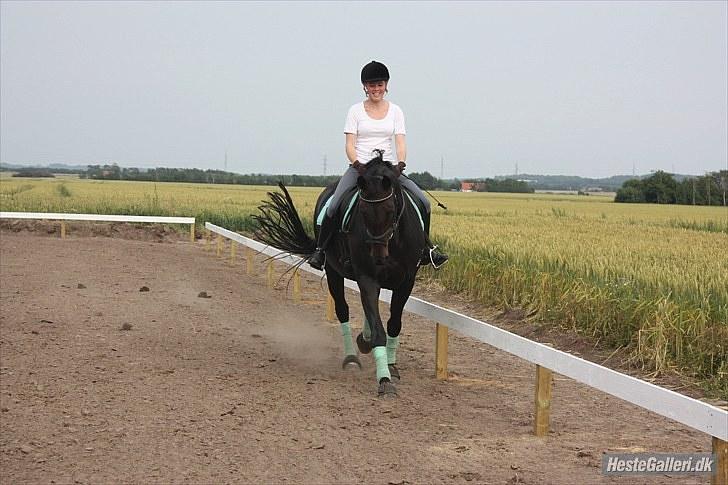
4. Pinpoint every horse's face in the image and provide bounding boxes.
[357,171,396,265]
